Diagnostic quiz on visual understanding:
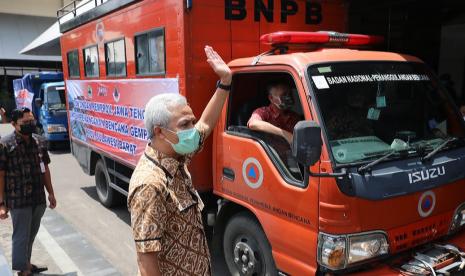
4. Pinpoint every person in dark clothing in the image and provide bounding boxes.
[0,107,56,276]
